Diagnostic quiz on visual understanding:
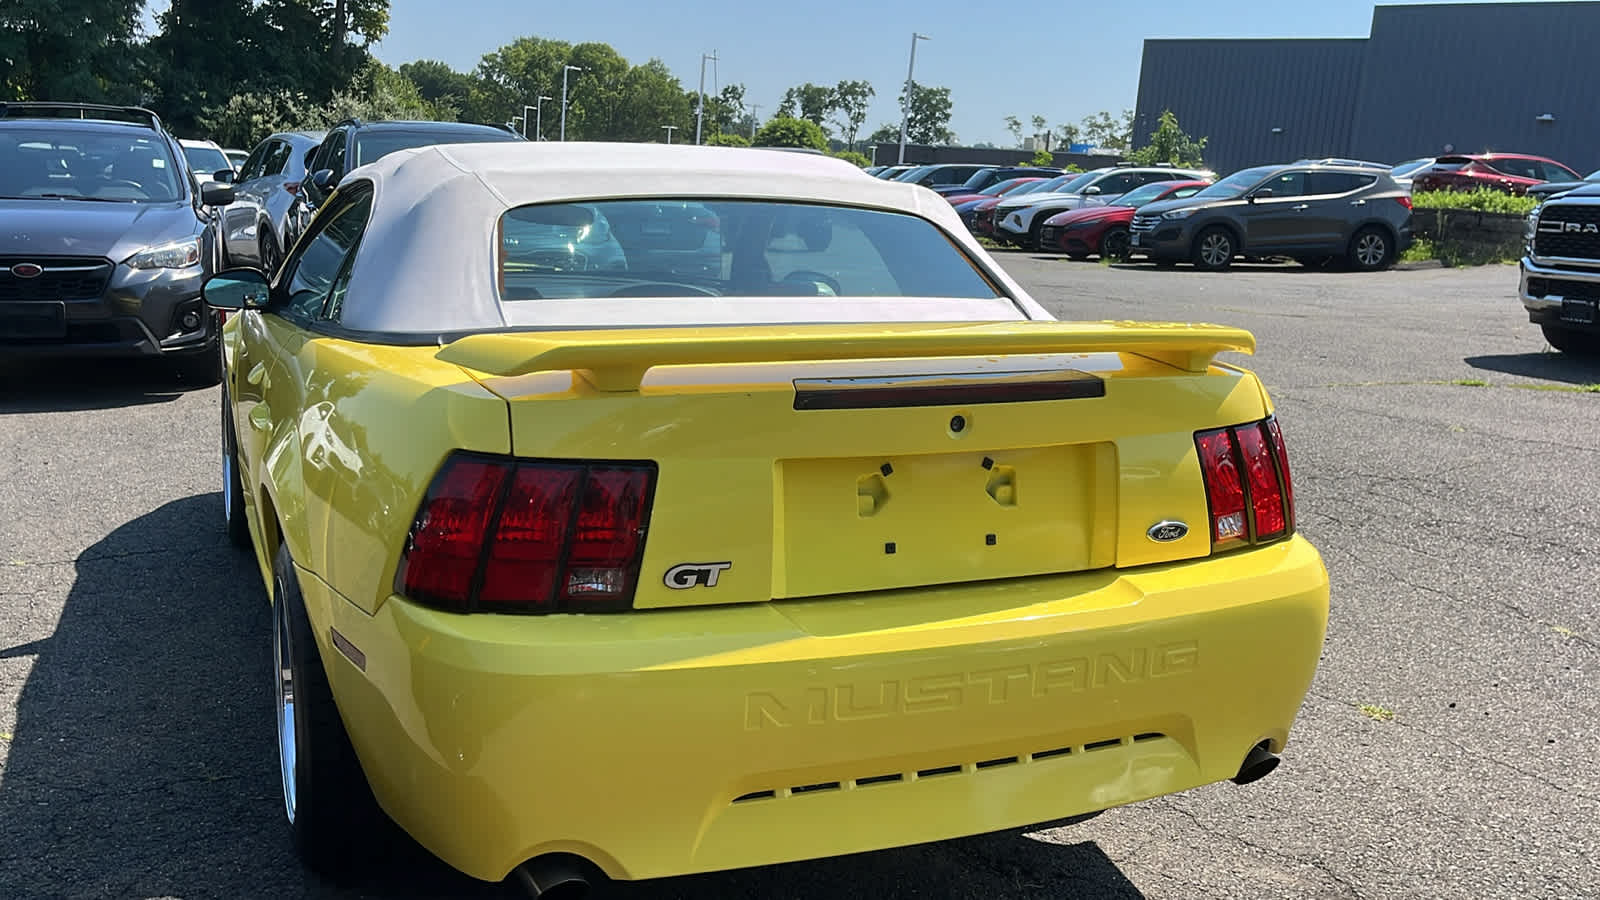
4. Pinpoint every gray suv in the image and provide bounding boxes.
[1130,161,1413,271]
[0,103,235,382]
[218,130,325,274]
